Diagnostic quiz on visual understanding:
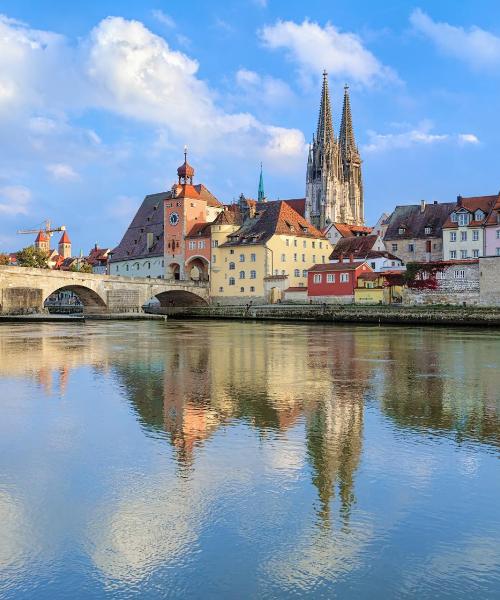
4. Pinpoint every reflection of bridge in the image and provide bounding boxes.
[0,266,209,314]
